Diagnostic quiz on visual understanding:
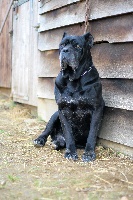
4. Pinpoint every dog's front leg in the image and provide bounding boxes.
[34,111,59,147]
[59,111,78,161]
[82,105,104,162]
